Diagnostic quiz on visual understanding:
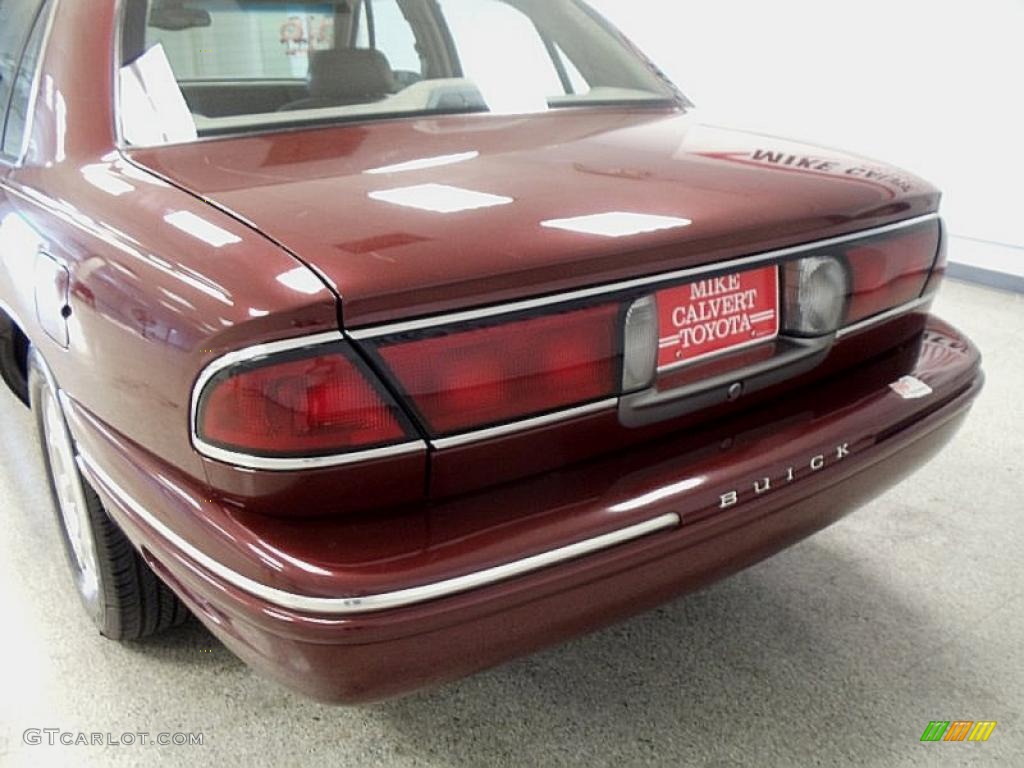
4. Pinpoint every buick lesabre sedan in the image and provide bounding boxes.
[0,0,982,702]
